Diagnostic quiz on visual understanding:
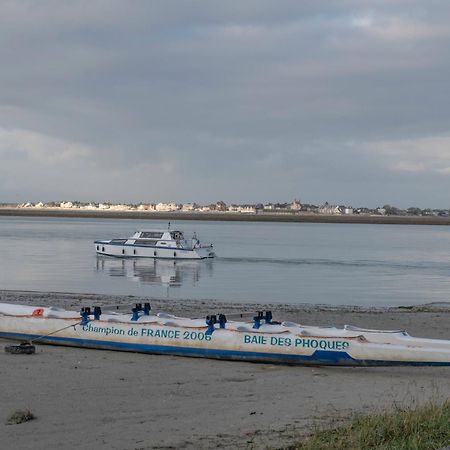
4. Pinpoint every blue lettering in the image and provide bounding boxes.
[244,335,267,345]
[294,338,349,351]
[270,337,291,346]
[141,328,153,337]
